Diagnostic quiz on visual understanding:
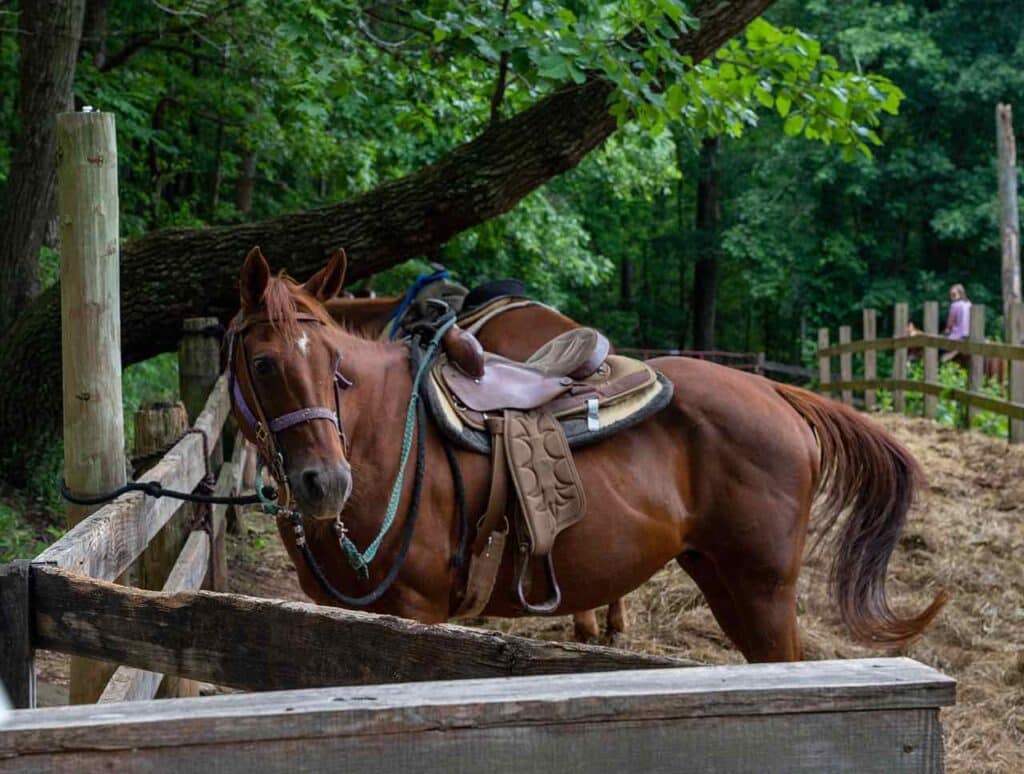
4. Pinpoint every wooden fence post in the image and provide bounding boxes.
[817,328,831,391]
[180,318,224,469]
[133,402,199,698]
[58,109,126,704]
[0,561,35,709]
[1009,302,1024,443]
[863,309,877,411]
[968,305,986,426]
[180,317,227,595]
[923,302,939,419]
[998,104,1022,313]
[893,303,909,413]
[839,326,852,406]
